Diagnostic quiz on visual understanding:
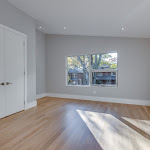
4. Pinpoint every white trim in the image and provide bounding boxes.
[66,85,90,87]
[24,37,27,110]
[36,93,47,99]
[0,101,37,118]
[25,101,37,110]
[65,56,68,86]
[46,93,150,106]
[0,24,27,38]
[90,69,117,72]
